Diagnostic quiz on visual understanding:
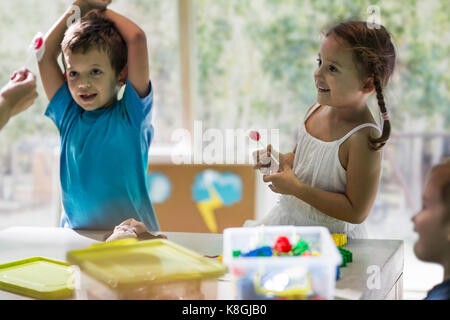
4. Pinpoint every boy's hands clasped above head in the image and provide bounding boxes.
[70,0,111,19]
[79,0,111,19]
[81,0,111,10]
